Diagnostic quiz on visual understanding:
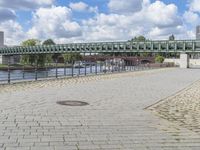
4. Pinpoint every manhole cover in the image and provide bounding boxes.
[56,101,89,106]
